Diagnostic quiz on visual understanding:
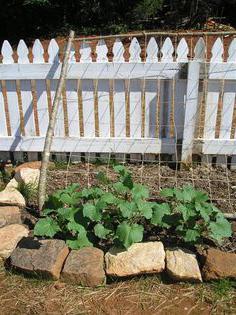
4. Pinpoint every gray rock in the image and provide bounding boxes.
[0,224,29,259]
[61,247,105,287]
[10,238,69,280]
[105,242,165,277]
